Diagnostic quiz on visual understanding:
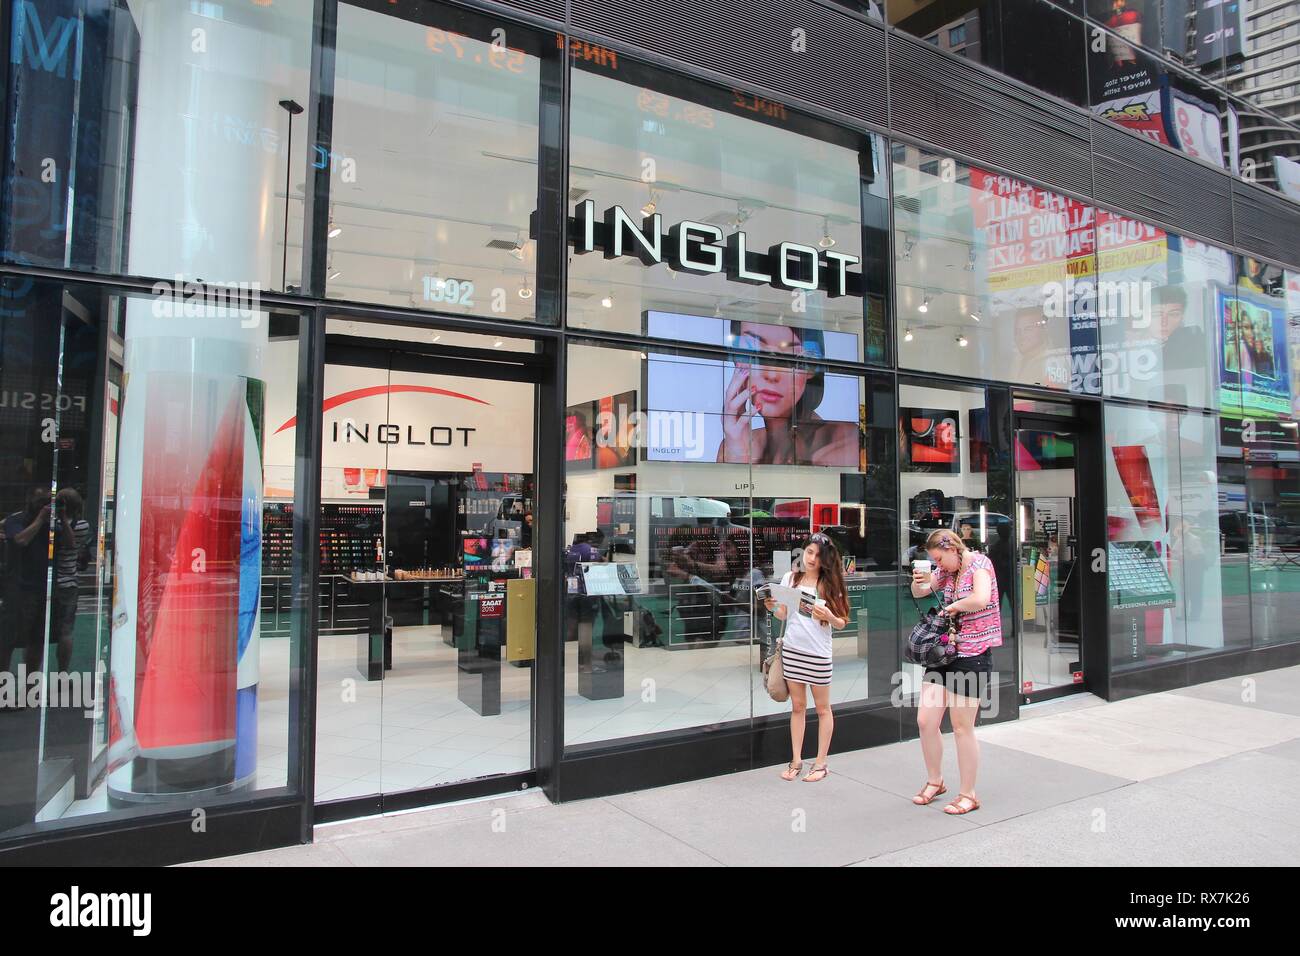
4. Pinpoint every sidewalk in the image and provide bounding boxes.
[194,665,1300,866]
